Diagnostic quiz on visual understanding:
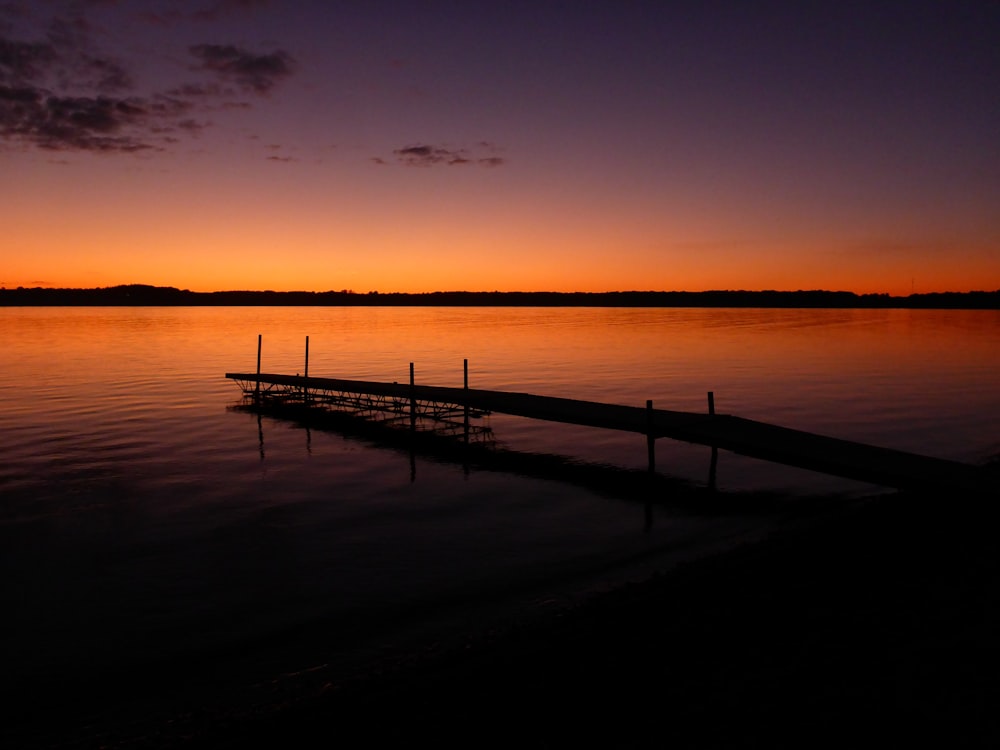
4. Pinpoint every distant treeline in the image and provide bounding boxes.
[2,285,1000,309]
